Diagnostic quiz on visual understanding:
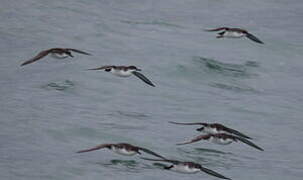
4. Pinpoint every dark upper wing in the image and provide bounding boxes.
[138,147,166,159]
[140,157,180,164]
[245,33,264,44]
[169,121,207,126]
[200,166,232,180]
[176,134,211,145]
[204,27,229,32]
[20,50,50,66]
[87,65,114,70]
[235,137,264,151]
[76,143,112,153]
[68,48,92,55]
[132,71,155,87]
[218,125,252,139]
